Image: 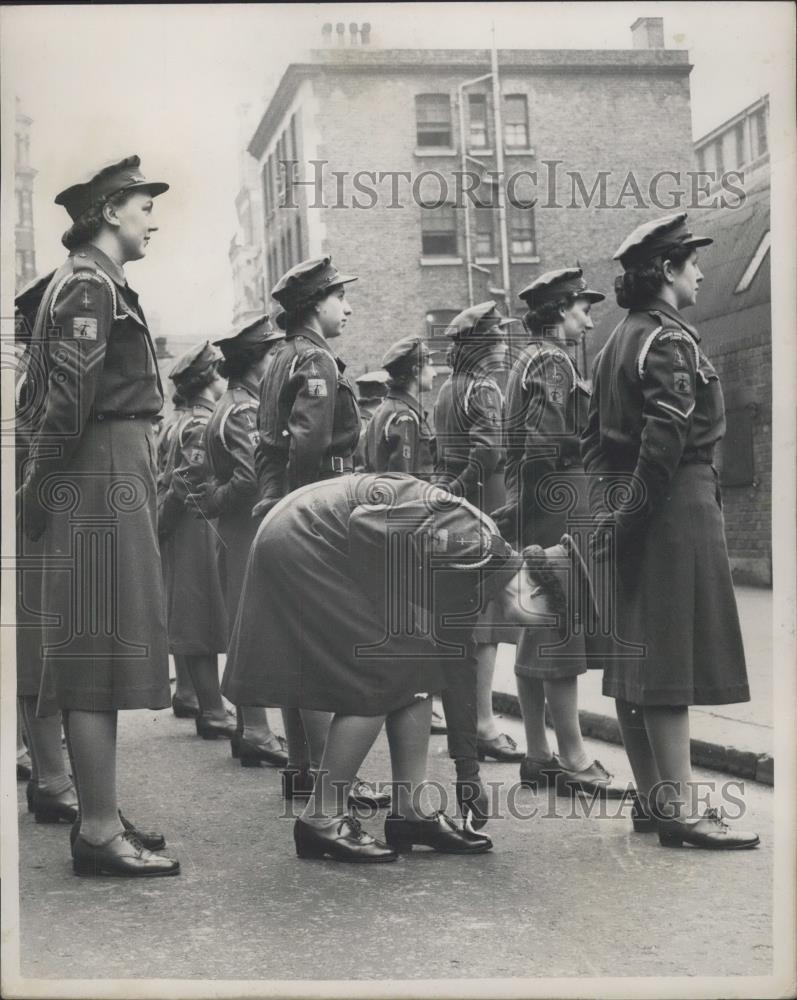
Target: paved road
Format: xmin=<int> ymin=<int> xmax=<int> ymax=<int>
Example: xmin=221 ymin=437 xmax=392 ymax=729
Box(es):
xmin=15 ymin=704 xmax=773 ymax=983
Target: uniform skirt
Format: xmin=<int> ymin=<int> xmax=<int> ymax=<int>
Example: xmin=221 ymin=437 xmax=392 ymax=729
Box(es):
xmin=601 ymin=463 xmax=749 ymax=706
xmin=16 ymin=528 xmax=45 ymax=697
xmin=221 ymin=486 xmax=449 ymax=716
xmin=161 ymin=514 xmax=228 ymax=656
xmin=515 ymin=467 xmax=590 ymax=680
xmin=216 ymin=510 xmax=257 ymax=634
xmin=36 ymin=420 xmax=171 ymax=714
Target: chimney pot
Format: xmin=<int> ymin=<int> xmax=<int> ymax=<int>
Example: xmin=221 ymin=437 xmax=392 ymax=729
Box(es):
xmin=360 ymin=22 xmax=371 ymax=45
xmin=631 ymin=17 xmax=665 ymax=49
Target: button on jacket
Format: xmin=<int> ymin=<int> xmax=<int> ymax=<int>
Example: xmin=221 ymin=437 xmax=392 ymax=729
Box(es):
xmin=254 ymin=325 xmax=361 ymax=504
xmin=581 ymin=296 xmax=724 ymax=523
xmin=504 ymin=336 xmax=591 ymax=547
xmin=365 ymin=388 xmax=435 ymax=475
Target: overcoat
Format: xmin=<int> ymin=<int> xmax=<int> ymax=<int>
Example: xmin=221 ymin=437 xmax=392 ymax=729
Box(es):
xmin=221 ymin=474 xmax=519 ymax=716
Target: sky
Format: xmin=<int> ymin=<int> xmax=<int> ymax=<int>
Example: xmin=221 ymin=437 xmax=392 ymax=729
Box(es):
xmin=2 ymin=2 xmax=792 ymax=343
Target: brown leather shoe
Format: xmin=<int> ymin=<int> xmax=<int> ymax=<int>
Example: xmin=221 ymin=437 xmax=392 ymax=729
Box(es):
xmin=557 ymin=759 xmax=627 ymax=799
xmin=73 ymin=831 xmax=180 ymax=877
xmin=477 ymin=733 xmax=525 ymax=763
xmin=171 ymin=694 xmax=200 ymax=719
xmin=195 ymin=715 xmax=237 ymax=740
xmin=237 ymin=733 xmax=289 ymax=768
xmin=32 ymin=786 xmax=79 ymax=824
xmin=294 ymin=816 xmax=398 ymax=862
xmin=519 ymin=754 xmax=564 ymax=788
xmin=658 ymin=807 xmax=760 ymax=849
xmin=70 ymin=812 xmax=167 ymax=854
xmin=384 ymin=812 xmax=493 ymax=854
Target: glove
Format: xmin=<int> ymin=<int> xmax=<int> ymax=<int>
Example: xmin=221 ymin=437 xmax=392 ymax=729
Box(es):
xmin=251 ymin=495 xmax=280 ymax=521
xmin=454 ymin=757 xmax=489 ymax=830
xmin=489 ymin=503 xmax=518 ymax=544
xmin=18 ymin=483 xmax=47 ymax=543
xmin=187 ymin=482 xmax=221 ymax=519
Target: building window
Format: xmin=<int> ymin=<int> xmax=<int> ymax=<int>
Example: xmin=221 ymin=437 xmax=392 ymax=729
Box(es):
xmin=474 ymin=202 xmax=495 ymax=257
xmin=503 ymin=94 xmax=529 ymax=148
xmin=415 ymin=94 xmax=452 ymax=148
xmin=425 ymin=308 xmax=459 ymax=354
xmin=734 ymin=230 xmax=770 ymax=294
xmin=468 ymin=94 xmax=488 ymax=149
xmin=714 ymin=138 xmax=725 ymax=177
xmin=295 ymin=216 xmax=303 ymax=262
xmin=735 ymin=122 xmax=746 ymax=168
xmin=753 ymin=108 xmax=768 ymax=157
xmin=695 ymin=147 xmax=705 ymax=173
xmin=421 ymin=203 xmax=458 ymax=256
xmin=509 ymin=204 xmax=536 ymax=256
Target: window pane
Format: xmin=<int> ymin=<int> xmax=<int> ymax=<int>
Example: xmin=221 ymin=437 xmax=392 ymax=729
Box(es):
xmin=421 ymin=203 xmax=457 ymax=255
xmin=468 ymin=94 xmax=488 ymax=148
xmin=416 ymin=94 xmax=452 ymax=147
xmin=755 ymin=110 xmax=768 ymax=156
xmin=474 ymin=205 xmax=495 ymax=256
xmin=509 ymin=206 xmax=536 ymax=256
xmin=503 ymin=95 xmax=528 ymax=147
xmin=425 ymin=309 xmax=459 ymax=352
xmin=735 ymin=123 xmax=745 ymax=167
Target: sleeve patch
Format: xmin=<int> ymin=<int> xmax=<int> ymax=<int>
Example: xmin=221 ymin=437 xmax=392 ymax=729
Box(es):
xmin=72 ymin=317 xmax=98 ymax=340
xmin=248 ymin=430 xmax=260 ymax=447
xmin=547 ymin=386 xmax=566 ymax=407
xmin=673 ymin=372 xmax=692 ymax=395
xmin=307 ymin=378 xmax=328 ymax=397
xmin=402 ymin=445 xmax=412 ymax=459
xmin=188 ymin=447 xmax=205 ymax=465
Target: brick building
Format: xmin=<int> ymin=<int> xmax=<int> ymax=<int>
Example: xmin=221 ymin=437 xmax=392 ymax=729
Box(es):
xmin=236 ymin=18 xmax=695 ymax=384
xmin=14 ymin=97 xmax=37 ymax=292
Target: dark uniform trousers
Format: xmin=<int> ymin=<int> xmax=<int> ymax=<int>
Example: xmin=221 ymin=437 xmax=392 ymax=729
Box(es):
xmin=254 ymin=324 xmax=360 ymax=507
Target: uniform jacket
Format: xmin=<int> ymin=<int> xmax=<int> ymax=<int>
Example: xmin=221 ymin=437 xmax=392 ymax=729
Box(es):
xmin=157 ymin=403 xmax=187 ymax=475
xmin=365 ymin=388 xmax=435 ymax=475
xmin=201 ymin=374 xmax=260 ymax=518
xmin=581 ymin=297 xmax=725 ymax=524
xmin=254 ymin=324 xmax=360 ymax=503
xmin=504 ymin=336 xmax=591 ymax=546
xmin=433 ymin=372 xmax=505 ymax=507
xmin=158 ymin=397 xmax=215 ymax=536
xmin=19 ymin=244 xmax=163 ymax=502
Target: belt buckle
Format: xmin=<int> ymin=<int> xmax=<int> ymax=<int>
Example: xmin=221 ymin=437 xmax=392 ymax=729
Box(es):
xmin=331 ymin=456 xmax=343 ymax=474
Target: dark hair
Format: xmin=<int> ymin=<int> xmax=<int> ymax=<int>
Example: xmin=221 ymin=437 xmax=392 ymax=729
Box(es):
xmin=61 ymin=189 xmax=135 ymax=251
xmin=450 ymin=335 xmax=502 ymax=376
xmin=615 ymin=245 xmax=694 ymax=310
xmin=217 ymin=340 xmax=271 ymax=381
xmin=282 ymin=286 xmax=340 ymax=331
xmin=385 ymin=355 xmax=419 ymax=390
xmin=173 ymin=364 xmax=219 ymax=402
xmin=523 ymin=293 xmax=579 ymax=338
xmin=171 ymin=390 xmax=186 ymax=407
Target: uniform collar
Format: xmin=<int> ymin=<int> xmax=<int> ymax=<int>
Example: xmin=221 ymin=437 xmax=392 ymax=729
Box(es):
xmin=386 ymin=387 xmax=423 ymax=418
xmin=231 ymin=370 xmax=262 ymax=399
xmin=74 ymin=244 xmax=128 ymax=287
xmin=647 ymin=297 xmax=700 ymax=342
xmin=192 ymin=397 xmax=216 ymax=414
xmin=289 ymin=324 xmax=345 ymax=370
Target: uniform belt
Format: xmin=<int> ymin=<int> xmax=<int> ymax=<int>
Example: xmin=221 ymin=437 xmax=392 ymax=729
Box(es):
xmin=681 ymin=448 xmax=714 ymax=465
xmin=89 ymin=412 xmax=155 ymax=422
xmin=326 ymin=455 xmax=354 ymax=475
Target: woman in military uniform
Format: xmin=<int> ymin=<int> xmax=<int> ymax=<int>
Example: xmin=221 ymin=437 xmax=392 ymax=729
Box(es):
xmin=582 ymin=212 xmax=758 ymax=848
xmin=353 ymin=370 xmax=389 ymax=472
xmin=248 ymin=258 xmax=388 ymax=809
xmin=433 ymin=302 xmax=524 ymax=765
xmin=190 ymin=314 xmax=289 ymax=767
xmin=158 ymin=342 xmax=233 ymax=739
xmin=223 ymin=472 xmax=578 ymax=862
xmin=17 ymin=156 xmax=180 ymax=876
xmin=497 ymin=269 xmax=623 ymax=799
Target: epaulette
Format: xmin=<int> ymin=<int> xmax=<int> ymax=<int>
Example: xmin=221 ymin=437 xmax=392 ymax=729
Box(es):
xmin=520 ymin=343 xmax=577 ymax=391
xmin=220 ymin=399 xmax=257 ymax=449
xmin=49 ymin=255 xmax=122 ymax=326
xmin=637 ymin=324 xmax=699 ymax=379
xmin=384 ymin=409 xmax=419 ymax=438
xmin=464 ymin=375 xmax=503 ymax=416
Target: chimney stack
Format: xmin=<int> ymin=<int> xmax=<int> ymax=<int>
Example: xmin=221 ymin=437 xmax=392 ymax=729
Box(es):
xmin=631 ymin=17 xmax=665 ymax=49
xmin=335 ymin=22 xmax=346 ymax=46
xmin=321 ymin=21 xmax=372 ymax=46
